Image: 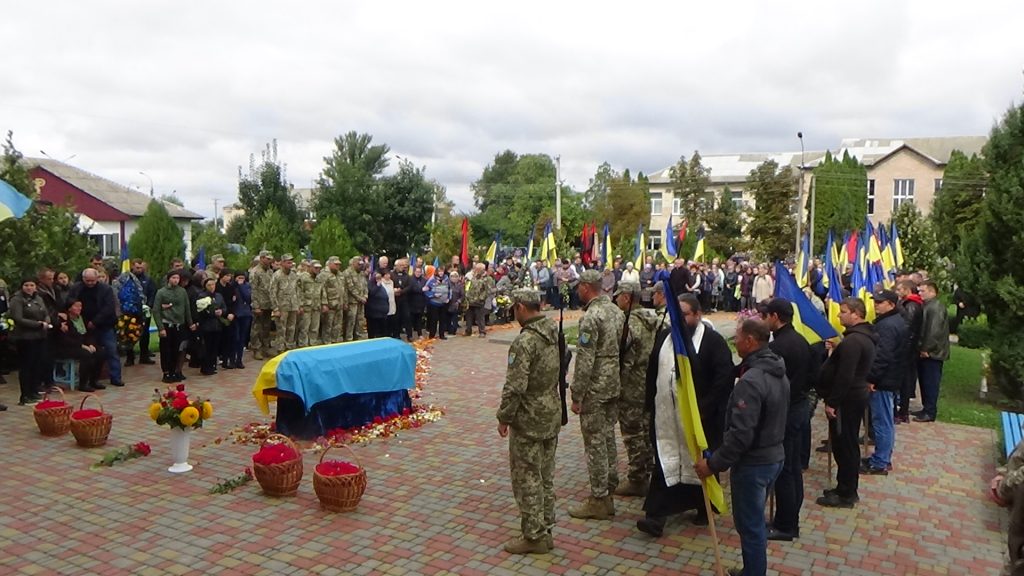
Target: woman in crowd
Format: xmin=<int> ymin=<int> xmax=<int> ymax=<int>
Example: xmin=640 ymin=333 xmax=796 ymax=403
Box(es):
xmin=752 ymin=263 xmax=775 ymax=304
xmin=380 ymin=270 xmax=399 ymax=338
xmin=55 ymin=299 xmax=104 ymax=392
xmin=447 ymin=270 xmax=464 ymax=336
xmin=185 ymin=272 xmax=204 ymax=369
xmin=423 ymin=265 xmax=449 ymax=340
xmin=153 ymin=270 xmax=193 ymax=384
xmin=215 ymin=270 xmax=237 ymax=369
xmin=408 ymin=266 xmax=427 ymax=340
xmin=365 ymin=270 xmax=389 ymax=338
xmin=10 ymin=278 xmax=49 ymax=405
xmin=621 ymin=261 xmax=640 ymax=284
xmin=195 ymin=277 xmax=227 ymax=376
xmin=230 ymin=271 xmax=252 ymax=370
xmin=55 ymin=271 xmax=71 ymax=306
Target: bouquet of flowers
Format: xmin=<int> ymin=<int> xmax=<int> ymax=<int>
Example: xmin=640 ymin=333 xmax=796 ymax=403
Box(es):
xmin=0 ymin=313 xmax=13 ymax=341
xmin=116 ymin=314 xmax=143 ymax=346
xmin=495 ymin=294 xmax=512 ymax=311
xmin=92 ymin=442 xmax=151 ymax=469
xmin=149 ymin=384 xmax=213 ymax=430
xmin=195 ymin=296 xmax=213 ymax=313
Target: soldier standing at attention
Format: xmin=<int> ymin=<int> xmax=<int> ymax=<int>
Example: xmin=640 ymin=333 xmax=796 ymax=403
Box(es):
xmin=307 ymin=260 xmax=326 ymax=346
xmin=990 ymin=439 xmax=1024 ymax=575
xmin=319 ymin=256 xmax=345 ymax=343
xmin=612 ymin=281 xmax=659 ymax=497
xmin=496 ymin=288 xmax=562 ymax=555
xmin=249 ymin=250 xmax=275 ymax=359
xmin=271 ymin=254 xmax=300 ymax=351
xmin=569 ymin=269 xmax=624 ymax=520
xmin=342 ymin=256 xmax=368 ymax=341
xmin=295 ymin=261 xmax=314 ymax=348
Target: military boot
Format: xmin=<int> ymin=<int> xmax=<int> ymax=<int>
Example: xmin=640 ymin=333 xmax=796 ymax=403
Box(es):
xmin=503 ymin=536 xmax=549 ymax=555
xmin=605 ymin=495 xmax=616 ymax=516
xmin=568 ymin=497 xmax=610 ymax=520
xmin=545 ymin=531 xmax=554 ymax=550
xmin=614 ymin=480 xmax=648 ymax=497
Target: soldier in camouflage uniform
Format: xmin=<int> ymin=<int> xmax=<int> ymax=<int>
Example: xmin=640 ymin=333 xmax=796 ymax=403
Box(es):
xmin=294 ymin=261 xmax=315 ymax=347
xmin=992 ymin=439 xmax=1024 ymax=575
xmin=496 ymin=288 xmax=562 ymax=555
xmin=568 ymin=269 xmax=624 ymax=520
xmin=611 ymin=281 xmax=660 ymax=497
xmin=319 ymin=256 xmax=346 ymax=343
xmin=342 ymin=256 xmax=368 ymax=341
xmin=249 ymin=250 xmax=275 ymax=359
xmin=270 ymin=253 xmax=300 ymax=351
xmin=464 ymin=263 xmax=494 ymax=337
xmin=307 ymin=261 xmax=326 ymax=346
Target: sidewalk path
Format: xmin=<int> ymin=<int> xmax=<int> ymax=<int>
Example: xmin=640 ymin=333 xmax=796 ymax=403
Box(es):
xmin=0 ymin=331 xmax=1005 ymax=575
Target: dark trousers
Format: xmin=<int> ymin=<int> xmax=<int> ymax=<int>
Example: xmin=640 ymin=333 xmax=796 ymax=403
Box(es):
xmin=366 ymin=316 xmax=386 ymax=339
xmin=386 ymin=314 xmax=400 ymax=339
xmin=917 ymin=357 xmax=944 ymax=419
xmin=802 ymin=396 xmax=816 ymax=469
xmin=897 ymin=348 xmax=919 ymax=417
xmin=231 ymin=316 xmax=252 ymax=365
xmin=829 ymin=393 xmax=867 ymax=499
xmin=426 ymin=306 xmax=448 ymax=338
xmin=138 ymin=313 xmax=152 ymax=360
xmin=60 ymin=346 xmax=103 ymax=387
xmin=773 ymin=398 xmax=808 ymax=534
xmin=447 ymin=309 xmax=460 ymax=334
xmin=159 ymin=325 xmax=185 ymax=376
xmin=16 ymin=340 xmax=45 ymax=399
xmin=410 ymin=308 xmax=425 ymax=336
xmin=396 ymin=300 xmax=412 ymax=339
xmin=200 ymin=330 xmax=220 ymax=374
xmin=219 ymin=321 xmax=235 ymax=364
xmin=465 ymin=305 xmax=486 ymax=335
xmin=39 ymin=337 xmax=55 ymax=385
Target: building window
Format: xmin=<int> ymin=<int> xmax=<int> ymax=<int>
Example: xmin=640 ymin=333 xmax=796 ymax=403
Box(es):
xmin=671 ymin=197 xmax=682 ymax=216
xmin=650 ymin=192 xmax=662 ymax=215
xmin=867 ymin=179 xmax=875 ymax=216
xmin=647 ymin=229 xmax=661 ymax=251
xmin=893 ymin=178 xmax=915 ymax=211
xmin=88 ymin=233 xmax=120 ymax=259
xmin=731 ymin=189 xmax=744 ymax=208
xmin=934 ymin=178 xmax=943 ymax=194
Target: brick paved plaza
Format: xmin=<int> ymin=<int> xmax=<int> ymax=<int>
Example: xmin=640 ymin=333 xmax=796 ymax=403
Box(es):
xmin=0 ymin=319 xmax=1007 ymax=575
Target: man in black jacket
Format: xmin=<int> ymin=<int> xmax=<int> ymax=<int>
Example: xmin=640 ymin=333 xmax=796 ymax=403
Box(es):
xmin=695 ymin=319 xmax=787 ymax=576
xmin=863 ymin=289 xmax=909 ymax=475
xmin=817 ymin=297 xmax=877 ymax=508
xmin=67 ymin=268 xmax=123 ymax=387
xmin=761 ymin=298 xmax=811 ymax=541
xmin=895 ymin=279 xmax=924 ymax=422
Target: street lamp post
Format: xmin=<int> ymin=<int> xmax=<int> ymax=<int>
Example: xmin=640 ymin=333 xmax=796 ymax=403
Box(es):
xmin=139 ymin=171 xmax=154 ymax=198
xmin=39 ymin=150 xmax=76 ymax=163
xmin=794 ymin=132 xmax=805 ymax=257
xmin=555 ymin=155 xmax=562 ymax=230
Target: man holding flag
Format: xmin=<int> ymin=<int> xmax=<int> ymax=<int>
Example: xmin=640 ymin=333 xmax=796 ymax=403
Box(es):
xmin=695 ymin=318 xmax=788 ymax=576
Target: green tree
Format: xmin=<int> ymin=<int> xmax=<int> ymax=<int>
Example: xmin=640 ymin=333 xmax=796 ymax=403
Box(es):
xmin=309 ymin=216 xmax=356 ymax=263
xmin=745 ymin=160 xmax=796 ymax=261
xmin=584 ymin=161 xmax=616 ymax=212
xmin=314 ymin=131 xmax=390 ymax=252
xmin=238 ymin=140 xmax=304 ymax=242
xmin=159 ymin=192 xmax=184 ymax=207
xmin=192 ymin=221 xmax=230 ymax=261
xmin=891 ymin=202 xmax=939 ymax=276
xmin=128 ymin=201 xmax=186 ymax=274
xmin=371 ymin=159 xmax=435 ymax=256
xmin=0 ymin=132 xmax=93 ymax=281
xmin=246 ymin=206 xmax=298 ymax=258
xmin=931 ymin=150 xmax=987 ymax=256
xmin=810 ymin=150 xmax=867 ymax=253
xmin=470 ymin=152 xmax=569 ymax=247
xmin=224 ymin=213 xmax=249 ymax=244
xmin=593 ymin=168 xmax=650 ymax=253
xmin=430 ymin=213 xmax=469 ymax=264
xmin=669 ymin=151 xmax=713 ymax=226
xmin=959 ymin=99 xmax=1024 ymax=403
xmin=706 ymin=187 xmax=744 ymax=258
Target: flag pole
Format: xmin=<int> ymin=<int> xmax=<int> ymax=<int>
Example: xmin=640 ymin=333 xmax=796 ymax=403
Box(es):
xmin=700 ymin=479 xmax=726 ymax=576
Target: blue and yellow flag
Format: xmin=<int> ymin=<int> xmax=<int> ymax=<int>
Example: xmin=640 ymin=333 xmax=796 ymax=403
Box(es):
xmin=602 ymin=222 xmax=612 ymax=270
xmin=0 ymin=179 xmax=32 ymax=222
xmin=432 ymin=256 xmax=440 ymax=269
xmin=823 ymin=231 xmax=843 ymax=334
xmin=662 ymin=279 xmax=727 ymax=513
xmin=796 ymin=232 xmax=810 ymax=288
xmin=661 ymin=216 xmax=677 ymax=263
xmin=196 ymin=247 xmax=206 ymax=270
xmin=773 ymin=262 xmax=839 ymax=344
xmin=891 ymin=221 xmax=904 ymax=269
xmin=120 ymin=241 xmax=130 ymax=274
xmin=485 ymin=232 xmax=500 ymax=266
xmin=693 ymin=225 xmax=706 ymax=263
xmin=633 ymin=224 xmax=645 ymax=269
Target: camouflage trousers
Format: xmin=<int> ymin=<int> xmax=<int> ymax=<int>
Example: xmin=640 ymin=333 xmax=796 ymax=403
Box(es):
xmin=306 ymin=308 xmax=322 ymax=347
xmin=250 ymin=310 xmax=274 ymax=355
xmin=618 ymin=401 xmax=653 ymax=485
xmin=580 ymin=401 xmax=619 ymax=498
xmin=273 ymin=310 xmax=298 ymax=351
xmin=509 ymin=431 xmax=558 ymax=541
xmin=343 ymin=303 xmax=365 ymax=341
xmin=322 ymin=307 xmax=342 ymax=343
xmin=296 ymin=307 xmax=311 ymax=347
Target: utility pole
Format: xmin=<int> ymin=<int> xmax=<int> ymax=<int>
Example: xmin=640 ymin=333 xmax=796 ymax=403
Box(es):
xmin=139 ymin=171 xmax=154 ymax=198
xmin=213 ymin=199 xmax=219 ymax=232
xmin=795 ymin=132 xmax=805 ymax=257
xmin=808 ymin=175 xmax=816 ymax=256
xmin=555 ymin=155 xmax=562 ymax=230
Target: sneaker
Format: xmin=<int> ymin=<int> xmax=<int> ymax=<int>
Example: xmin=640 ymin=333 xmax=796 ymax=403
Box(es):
xmin=859 ymin=463 xmax=889 ymax=475
xmin=162 ymin=374 xmax=176 ymax=383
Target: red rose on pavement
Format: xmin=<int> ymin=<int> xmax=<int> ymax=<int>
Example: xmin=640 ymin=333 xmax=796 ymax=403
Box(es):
xmin=176 ymin=384 xmax=186 ymax=392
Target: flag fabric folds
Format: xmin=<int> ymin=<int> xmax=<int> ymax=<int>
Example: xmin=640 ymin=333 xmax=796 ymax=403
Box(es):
xmin=485 ymin=232 xmax=499 ymax=266
xmin=196 ymin=247 xmax=206 ymax=270
xmin=525 ymin=226 xmax=535 ymax=262
xmin=432 ymin=256 xmax=440 ymax=269
xmin=0 ymin=179 xmax=32 ymax=222
xmin=539 ymin=221 xmax=557 ymax=265
xmin=891 ymin=221 xmax=904 ymax=269
xmin=661 ymin=278 xmax=728 ymax=513
xmin=460 ymin=218 xmax=470 ymax=269
xmin=602 ymin=222 xmax=612 ymax=270
xmin=120 ymin=241 xmax=130 ymax=274
xmin=692 ymin=225 xmax=706 ymax=263
xmin=661 ymin=216 xmax=678 ymax=263
xmin=796 ymin=232 xmax=810 ymax=288
xmin=678 ymin=218 xmax=688 ymax=247
xmin=633 ymin=224 xmax=645 ymax=269
xmin=772 ymin=261 xmax=839 ymax=345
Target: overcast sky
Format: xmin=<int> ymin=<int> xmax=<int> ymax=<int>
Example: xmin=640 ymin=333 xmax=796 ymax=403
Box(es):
xmin=3 ymin=1 xmax=1022 ymax=219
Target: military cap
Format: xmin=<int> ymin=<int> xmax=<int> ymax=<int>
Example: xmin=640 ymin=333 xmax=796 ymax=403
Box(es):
xmin=326 ymin=256 xmax=341 ymax=264
xmin=651 ymin=281 xmax=665 ymax=293
xmin=258 ymin=249 xmax=274 ymax=258
xmin=613 ymin=281 xmax=640 ymax=297
xmin=510 ymin=288 xmax=543 ymax=305
xmin=311 ymin=260 xmax=322 ymax=268
xmin=578 ymin=269 xmax=602 ymax=285
xmin=211 ymin=254 xmax=225 ymax=263
xmin=872 ymin=288 xmax=898 ymax=304
xmin=281 ymin=253 xmax=294 ymax=262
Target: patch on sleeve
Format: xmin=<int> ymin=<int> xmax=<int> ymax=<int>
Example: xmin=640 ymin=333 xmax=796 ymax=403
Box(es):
xmin=736 ymin=399 xmax=747 ymax=410
xmin=578 ymin=331 xmax=592 ymax=346
xmin=508 ymin=352 xmax=516 ymax=366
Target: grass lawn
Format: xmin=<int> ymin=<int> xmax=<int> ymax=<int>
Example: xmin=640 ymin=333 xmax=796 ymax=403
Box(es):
xmin=939 ymin=344 xmax=1001 ymax=430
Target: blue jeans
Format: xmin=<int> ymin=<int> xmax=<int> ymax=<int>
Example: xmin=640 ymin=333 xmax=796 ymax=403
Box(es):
xmin=231 ymin=316 xmax=253 ymax=365
xmin=917 ymin=358 xmax=943 ymax=419
xmin=96 ymin=328 xmax=122 ymax=383
xmin=731 ymin=460 xmax=783 ymax=576
xmin=868 ymin=390 xmax=895 ymax=469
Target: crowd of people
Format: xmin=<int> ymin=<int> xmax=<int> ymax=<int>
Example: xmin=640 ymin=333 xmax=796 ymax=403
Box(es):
xmin=495 ymin=257 xmax=951 ymax=576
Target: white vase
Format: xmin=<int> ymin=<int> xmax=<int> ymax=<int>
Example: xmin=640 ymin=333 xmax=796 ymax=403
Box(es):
xmin=168 ymin=427 xmax=193 ymax=473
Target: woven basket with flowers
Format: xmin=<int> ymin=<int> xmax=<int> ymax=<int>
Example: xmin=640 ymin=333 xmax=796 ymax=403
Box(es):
xmin=252 ymin=434 xmax=303 ymax=496
xmin=70 ymin=394 xmax=113 ymax=447
xmin=33 ymin=387 xmax=72 ymax=437
xmin=313 ymin=444 xmax=367 ymax=512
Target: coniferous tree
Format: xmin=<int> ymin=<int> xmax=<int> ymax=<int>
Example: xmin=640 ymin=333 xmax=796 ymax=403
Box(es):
xmin=668 ymin=152 xmax=713 ymax=226
xmin=810 ymin=150 xmax=867 ymax=253
xmin=706 ymin=187 xmax=745 ymax=258
xmin=309 ymin=216 xmax=356 ymax=263
xmin=246 ymin=206 xmax=298 ymax=258
xmin=128 ymin=201 xmax=186 ymax=275
xmin=744 ymin=160 xmax=796 ymax=261
xmin=932 ymin=150 xmax=987 ymax=256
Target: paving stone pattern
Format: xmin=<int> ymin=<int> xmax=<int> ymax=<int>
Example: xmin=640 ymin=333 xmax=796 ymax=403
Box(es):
xmin=0 ymin=326 xmax=1006 ymax=575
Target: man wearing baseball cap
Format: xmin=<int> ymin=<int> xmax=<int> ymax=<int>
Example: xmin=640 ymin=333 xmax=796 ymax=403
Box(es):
xmin=862 ymin=289 xmax=908 ymax=475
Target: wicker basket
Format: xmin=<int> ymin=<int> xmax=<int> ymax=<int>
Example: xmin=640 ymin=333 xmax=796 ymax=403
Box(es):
xmin=69 ymin=395 xmax=113 ymax=447
xmin=253 ymin=434 xmax=303 ymax=497
xmin=33 ymin=387 xmax=72 ymax=437
xmin=313 ymin=444 xmax=367 ymax=512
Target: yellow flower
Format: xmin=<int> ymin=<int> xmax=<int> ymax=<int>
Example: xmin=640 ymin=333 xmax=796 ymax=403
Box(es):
xmin=179 ymin=406 xmax=200 ymax=426
xmin=148 ymin=403 xmax=162 ymax=421
xmin=201 ymin=401 xmax=213 ymax=419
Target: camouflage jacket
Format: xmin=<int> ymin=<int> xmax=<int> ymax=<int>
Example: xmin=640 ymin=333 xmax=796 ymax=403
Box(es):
xmin=270 ymin=269 xmax=299 ymax=312
xmin=298 ymin=271 xmax=321 ymax=308
xmin=570 ymin=294 xmax=623 ymax=408
xmin=342 ymin=268 xmax=368 ymax=305
xmin=465 ymin=273 xmax=495 ymax=306
xmin=496 ymin=315 xmax=562 ymax=441
xmin=619 ymin=308 xmax=660 ymax=404
xmin=318 ymin=269 xmax=345 ymax=308
xmin=250 ymin=265 xmax=274 ymax=309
